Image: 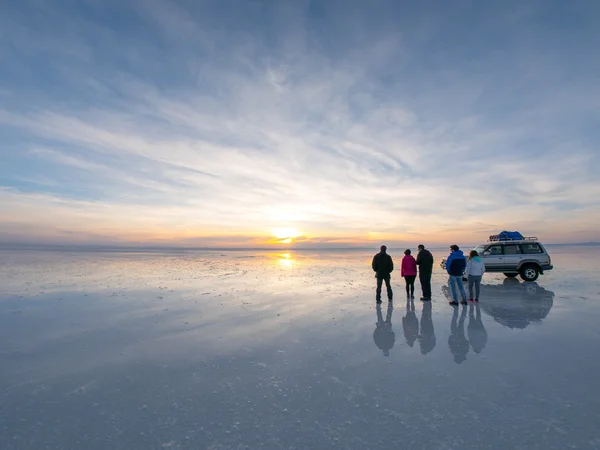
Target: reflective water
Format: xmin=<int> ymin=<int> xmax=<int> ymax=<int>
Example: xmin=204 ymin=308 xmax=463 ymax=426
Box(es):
xmin=1 ymin=246 xmax=599 ymax=449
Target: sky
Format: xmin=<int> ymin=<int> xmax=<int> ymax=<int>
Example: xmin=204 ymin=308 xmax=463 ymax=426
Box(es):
xmin=1 ymin=0 xmax=599 ymax=248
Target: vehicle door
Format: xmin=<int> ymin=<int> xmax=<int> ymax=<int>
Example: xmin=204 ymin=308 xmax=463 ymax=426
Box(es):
xmin=481 ymin=244 xmax=504 ymax=269
xmin=502 ymin=244 xmax=523 ymax=270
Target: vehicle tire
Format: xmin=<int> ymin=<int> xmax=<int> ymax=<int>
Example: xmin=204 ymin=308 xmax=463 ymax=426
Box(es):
xmin=503 ymin=273 xmax=518 ymax=278
xmin=520 ymin=265 xmax=539 ymax=282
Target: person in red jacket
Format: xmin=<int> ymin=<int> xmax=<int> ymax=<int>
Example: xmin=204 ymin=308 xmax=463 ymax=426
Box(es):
xmin=401 ymin=249 xmax=418 ymax=299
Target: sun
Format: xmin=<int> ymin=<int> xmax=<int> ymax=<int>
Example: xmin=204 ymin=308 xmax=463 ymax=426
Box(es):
xmin=272 ymin=227 xmax=300 ymax=240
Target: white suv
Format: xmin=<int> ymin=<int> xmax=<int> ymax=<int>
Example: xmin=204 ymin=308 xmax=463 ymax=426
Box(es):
xmin=472 ymin=237 xmax=553 ymax=282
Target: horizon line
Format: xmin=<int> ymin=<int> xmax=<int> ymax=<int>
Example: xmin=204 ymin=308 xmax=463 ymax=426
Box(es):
xmin=1 ymin=241 xmax=598 ymax=253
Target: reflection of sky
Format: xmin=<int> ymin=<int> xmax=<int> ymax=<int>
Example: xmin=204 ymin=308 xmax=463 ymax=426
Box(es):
xmin=2 ymin=247 xmax=600 ymax=448
xmin=3 ymin=246 xmax=599 ymax=373
xmin=1 ymin=2 xmax=600 ymax=246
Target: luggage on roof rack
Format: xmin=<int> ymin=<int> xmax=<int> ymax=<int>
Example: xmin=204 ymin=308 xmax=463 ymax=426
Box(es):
xmin=489 ymin=231 xmax=525 ymax=242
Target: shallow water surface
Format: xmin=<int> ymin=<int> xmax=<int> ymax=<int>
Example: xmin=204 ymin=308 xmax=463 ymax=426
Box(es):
xmin=1 ymin=247 xmax=599 ymax=449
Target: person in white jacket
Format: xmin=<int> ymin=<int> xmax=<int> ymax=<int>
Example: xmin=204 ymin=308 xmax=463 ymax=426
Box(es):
xmin=465 ymin=250 xmax=485 ymax=302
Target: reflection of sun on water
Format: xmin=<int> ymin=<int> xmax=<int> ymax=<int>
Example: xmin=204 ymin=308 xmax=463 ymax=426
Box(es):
xmin=278 ymin=252 xmax=294 ymax=268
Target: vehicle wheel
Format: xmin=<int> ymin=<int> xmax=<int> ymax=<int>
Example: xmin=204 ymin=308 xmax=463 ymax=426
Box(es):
xmin=520 ymin=265 xmax=539 ymax=282
xmin=503 ymin=273 xmax=518 ymax=278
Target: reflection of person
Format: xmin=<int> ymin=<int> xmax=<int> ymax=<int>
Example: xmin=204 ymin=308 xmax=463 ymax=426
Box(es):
xmin=448 ymin=305 xmax=469 ymax=363
xmin=402 ymin=297 xmax=418 ymax=347
xmin=418 ymin=301 xmax=436 ymax=355
xmin=374 ymin=302 xmax=395 ymax=356
xmin=372 ymin=245 xmax=394 ymax=303
xmin=465 ymin=250 xmax=485 ymax=302
xmin=416 ymin=244 xmax=434 ymax=301
xmin=401 ymin=249 xmax=418 ymax=299
xmin=467 ymin=304 xmax=487 ymax=354
xmin=445 ymin=245 xmax=467 ymax=306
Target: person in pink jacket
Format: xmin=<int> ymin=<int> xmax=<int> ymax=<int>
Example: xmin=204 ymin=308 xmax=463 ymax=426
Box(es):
xmin=401 ymin=249 xmax=418 ymax=299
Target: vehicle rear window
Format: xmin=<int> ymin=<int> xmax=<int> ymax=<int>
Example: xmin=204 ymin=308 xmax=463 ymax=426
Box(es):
xmin=504 ymin=245 xmax=521 ymax=254
xmin=520 ymin=243 xmax=543 ymax=254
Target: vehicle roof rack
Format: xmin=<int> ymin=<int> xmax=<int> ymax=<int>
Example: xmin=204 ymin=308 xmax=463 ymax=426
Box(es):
xmin=488 ymin=235 xmax=538 ymax=242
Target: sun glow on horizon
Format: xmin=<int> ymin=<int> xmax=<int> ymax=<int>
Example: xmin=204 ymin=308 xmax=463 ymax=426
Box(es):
xmin=271 ymin=227 xmax=301 ymax=244
xmin=272 ymin=228 xmax=300 ymax=239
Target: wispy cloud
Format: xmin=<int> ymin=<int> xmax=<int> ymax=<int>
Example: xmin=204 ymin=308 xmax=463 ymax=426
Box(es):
xmin=1 ymin=0 xmax=599 ymax=246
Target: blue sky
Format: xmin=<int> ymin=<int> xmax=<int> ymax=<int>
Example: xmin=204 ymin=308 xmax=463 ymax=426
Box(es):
xmin=1 ymin=0 xmax=599 ymax=247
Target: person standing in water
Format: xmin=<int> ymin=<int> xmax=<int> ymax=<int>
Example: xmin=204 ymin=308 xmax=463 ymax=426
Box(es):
xmin=416 ymin=244 xmax=434 ymax=301
xmin=372 ymin=245 xmax=394 ymax=303
xmin=465 ymin=250 xmax=485 ymax=302
xmin=445 ymin=244 xmax=467 ymax=306
xmin=401 ymin=249 xmax=418 ymax=299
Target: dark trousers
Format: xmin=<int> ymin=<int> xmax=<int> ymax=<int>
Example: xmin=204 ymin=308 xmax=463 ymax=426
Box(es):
xmin=404 ymin=275 xmax=416 ymax=296
xmin=376 ymin=275 xmax=393 ymax=301
xmin=419 ymin=271 xmax=432 ymax=298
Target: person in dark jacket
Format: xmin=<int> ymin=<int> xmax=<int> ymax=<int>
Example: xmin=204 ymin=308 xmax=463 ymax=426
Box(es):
xmin=445 ymin=244 xmax=467 ymax=306
xmin=372 ymin=245 xmax=394 ymax=303
xmin=416 ymin=244 xmax=434 ymax=301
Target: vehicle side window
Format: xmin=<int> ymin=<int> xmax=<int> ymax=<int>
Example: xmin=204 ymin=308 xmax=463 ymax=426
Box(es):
xmin=483 ymin=245 xmax=503 ymax=256
xmin=520 ymin=243 xmax=543 ymax=254
xmin=504 ymin=245 xmax=521 ymax=254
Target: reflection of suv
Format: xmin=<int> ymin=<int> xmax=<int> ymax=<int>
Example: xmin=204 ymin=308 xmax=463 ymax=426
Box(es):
xmin=441 ymin=280 xmax=554 ymax=329
xmin=478 ymin=280 xmax=554 ymax=329
xmin=472 ymin=236 xmax=553 ymax=282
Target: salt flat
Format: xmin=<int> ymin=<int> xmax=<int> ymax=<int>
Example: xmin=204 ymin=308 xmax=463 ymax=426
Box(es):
xmin=1 ymin=246 xmax=599 ymax=449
